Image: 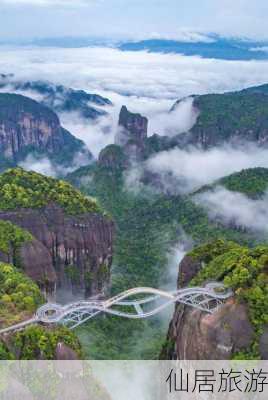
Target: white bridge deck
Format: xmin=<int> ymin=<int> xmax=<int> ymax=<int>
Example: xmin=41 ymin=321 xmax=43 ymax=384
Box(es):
xmin=0 ymin=282 xmax=233 ymax=334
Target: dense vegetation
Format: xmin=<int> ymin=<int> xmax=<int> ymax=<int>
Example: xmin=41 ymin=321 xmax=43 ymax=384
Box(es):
xmin=189 ymin=240 xmax=268 ymax=358
xmin=67 ymin=161 xmax=258 ymax=359
xmin=0 ymin=262 xmax=44 ymax=328
xmin=194 ymin=91 xmax=268 ymax=135
xmin=196 ymin=168 xmax=268 ymax=199
xmin=0 ymin=262 xmax=82 ymax=360
xmin=69 ymin=164 xmax=179 ymax=358
xmin=0 ymin=325 xmax=82 ymax=360
xmin=0 ymin=168 xmax=103 ymax=216
xmin=0 ymin=219 xmax=32 ymax=255
xmin=10 ymin=325 xmax=82 ymax=360
xmin=217 ymin=168 xmax=268 ymax=198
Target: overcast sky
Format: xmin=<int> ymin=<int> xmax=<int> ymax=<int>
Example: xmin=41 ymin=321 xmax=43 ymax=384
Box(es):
xmin=0 ymin=0 xmax=268 ymax=41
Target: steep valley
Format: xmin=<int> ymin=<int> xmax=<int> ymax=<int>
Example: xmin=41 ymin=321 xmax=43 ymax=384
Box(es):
xmin=67 ymin=151 xmax=267 ymax=358
xmin=0 ymin=82 xmax=267 ymax=360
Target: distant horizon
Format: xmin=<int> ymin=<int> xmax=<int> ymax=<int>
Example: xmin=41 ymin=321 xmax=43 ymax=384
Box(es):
xmin=2 ymin=32 xmax=268 ymax=44
xmin=1 ymin=0 xmax=268 ymax=42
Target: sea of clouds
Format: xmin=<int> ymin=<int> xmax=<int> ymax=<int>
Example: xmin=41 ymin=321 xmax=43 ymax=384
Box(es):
xmin=1 ymin=45 xmax=268 ymax=158
xmin=1 ymin=45 xmax=268 ymax=192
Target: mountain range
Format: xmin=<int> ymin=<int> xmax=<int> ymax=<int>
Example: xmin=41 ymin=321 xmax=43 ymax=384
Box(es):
xmin=2 ymin=35 xmax=268 ymax=61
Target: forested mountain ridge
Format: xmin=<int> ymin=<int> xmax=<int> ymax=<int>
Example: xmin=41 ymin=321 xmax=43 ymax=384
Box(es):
xmin=187 ymin=89 xmax=268 ymax=148
xmin=0 ymin=74 xmax=112 ymax=120
xmin=194 ymin=168 xmax=268 ymax=198
xmin=105 ymin=83 xmax=268 ymax=163
xmin=158 ymin=82 xmax=268 ymax=153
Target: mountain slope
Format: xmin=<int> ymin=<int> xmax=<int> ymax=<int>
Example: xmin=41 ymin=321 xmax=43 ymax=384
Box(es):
xmin=161 ymin=240 xmax=268 ymax=360
xmin=67 ymin=154 xmax=261 ymax=358
xmin=187 ymin=90 xmax=268 ymax=147
xmin=0 ymin=168 xmax=114 ymax=299
xmin=195 ymin=167 xmax=268 ymax=198
xmin=0 ymin=93 xmax=92 ymax=170
xmin=0 ymin=75 xmax=112 ymax=120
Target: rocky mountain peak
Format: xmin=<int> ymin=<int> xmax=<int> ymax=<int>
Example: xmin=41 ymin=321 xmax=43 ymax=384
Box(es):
xmin=115 ymin=106 xmax=148 ymax=162
xmin=116 ymin=106 xmax=148 ymax=146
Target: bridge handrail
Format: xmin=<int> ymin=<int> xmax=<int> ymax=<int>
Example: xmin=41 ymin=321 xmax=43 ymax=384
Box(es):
xmin=1 ymin=283 xmax=233 ymax=334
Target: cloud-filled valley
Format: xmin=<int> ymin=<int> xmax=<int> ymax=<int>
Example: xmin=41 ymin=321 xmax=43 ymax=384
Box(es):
xmin=2 ymin=46 xmax=268 ymax=100
xmin=1 ymin=45 xmax=268 ymax=195
xmin=195 ymin=186 xmax=268 ymax=234
xmin=146 ymin=144 xmax=268 ymax=194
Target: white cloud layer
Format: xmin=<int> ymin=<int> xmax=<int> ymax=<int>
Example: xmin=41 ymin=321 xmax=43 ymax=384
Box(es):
xmin=1 ymin=46 xmax=268 ymax=158
xmin=1 ymin=47 xmax=268 ymax=101
xmin=1 ymin=46 xmax=268 ymax=177
xmin=0 ymin=0 xmax=89 ymax=6
xmin=149 ymin=97 xmax=198 ymax=137
xmin=195 ymin=186 xmax=268 ymax=234
xmin=19 ymin=151 xmax=91 ymax=177
xmin=147 ymin=144 xmax=268 ymax=194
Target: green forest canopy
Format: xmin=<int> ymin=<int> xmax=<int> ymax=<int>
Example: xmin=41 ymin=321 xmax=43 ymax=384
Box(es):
xmin=0 ymin=168 xmax=104 ymax=216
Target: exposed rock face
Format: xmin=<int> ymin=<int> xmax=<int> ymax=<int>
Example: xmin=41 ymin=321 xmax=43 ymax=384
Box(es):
xmin=161 ymin=255 xmax=256 ymax=360
xmin=260 ymin=326 xmax=268 ymax=359
xmin=115 ymin=106 xmax=148 ymax=161
xmin=55 ymin=342 xmax=79 ymax=360
xmin=164 ymin=298 xmax=254 ymax=360
xmin=0 ymin=204 xmax=114 ymax=299
xmin=0 ymin=93 xmax=92 ymax=167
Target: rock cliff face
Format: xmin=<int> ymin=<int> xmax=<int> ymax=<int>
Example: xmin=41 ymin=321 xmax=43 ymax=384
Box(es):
xmin=0 ymin=93 xmax=92 ymax=168
xmin=115 ymin=106 xmax=148 ymax=161
xmin=0 ymin=204 xmax=114 ymax=300
xmin=161 ymin=253 xmax=262 ymax=360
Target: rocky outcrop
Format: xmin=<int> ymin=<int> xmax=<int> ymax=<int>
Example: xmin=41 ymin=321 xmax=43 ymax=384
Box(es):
xmin=0 ymin=204 xmax=114 ymax=299
xmin=161 ymin=254 xmax=256 ymax=360
xmin=55 ymin=342 xmax=79 ymax=360
xmin=0 ymin=93 xmax=92 ymax=168
xmin=164 ymin=297 xmax=254 ymax=360
xmin=115 ymin=106 xmax=148 ymax=161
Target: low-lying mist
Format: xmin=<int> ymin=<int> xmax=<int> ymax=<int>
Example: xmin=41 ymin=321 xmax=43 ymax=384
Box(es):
xmin=195 ymin=186 xmax=268 ymax=235
xmin=146 ymin=143 xmax=268 ymax=194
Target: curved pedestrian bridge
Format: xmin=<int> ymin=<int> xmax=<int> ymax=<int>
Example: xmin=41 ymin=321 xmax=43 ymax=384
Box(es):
xmin=0 ymin=282 xmax=232 ymax=334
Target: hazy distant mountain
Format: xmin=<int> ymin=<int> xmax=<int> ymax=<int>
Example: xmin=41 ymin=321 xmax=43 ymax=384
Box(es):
xmin=2 ymin=35 xmax=268 ymax=61
xmin=119 ymin=37 xmax=268 ymax=60
xmin=0 ymin=74 xmax=112 ymax=120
